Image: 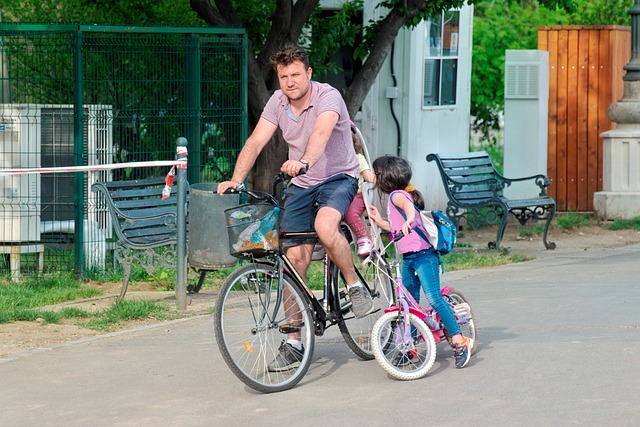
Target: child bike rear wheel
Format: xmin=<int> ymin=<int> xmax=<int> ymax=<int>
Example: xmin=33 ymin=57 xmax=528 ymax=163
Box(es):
xmin=371 ymin=311 xmax=437 ymax=380
xmin=214 ymin=263 xmax=315 ymax=393
xmin=444 ymin=287 xmax=478 ymax=355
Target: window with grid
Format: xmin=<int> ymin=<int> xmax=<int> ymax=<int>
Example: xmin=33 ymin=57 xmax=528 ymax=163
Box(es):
xmin=423 ymin=10 xmax=459 ymax=107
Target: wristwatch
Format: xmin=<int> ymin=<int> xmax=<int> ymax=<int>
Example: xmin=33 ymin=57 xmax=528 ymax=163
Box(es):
xmin=299 ymin=159 xmax=309 ymax=167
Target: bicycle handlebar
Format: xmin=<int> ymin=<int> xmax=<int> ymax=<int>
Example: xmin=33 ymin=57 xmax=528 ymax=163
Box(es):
xmin=389 ymin=229 xmax=408 ymax=243
xmin=222 ymin=169 xmax=306 ymax=206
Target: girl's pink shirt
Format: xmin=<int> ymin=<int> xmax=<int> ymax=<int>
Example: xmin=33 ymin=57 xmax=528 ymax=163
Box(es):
xmin=387 ymin=190 xmax=431 ymax=254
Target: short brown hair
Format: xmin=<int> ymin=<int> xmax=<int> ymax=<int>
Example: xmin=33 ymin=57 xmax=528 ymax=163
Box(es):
xmin=270 ymin=43 xmax=310 ymax=71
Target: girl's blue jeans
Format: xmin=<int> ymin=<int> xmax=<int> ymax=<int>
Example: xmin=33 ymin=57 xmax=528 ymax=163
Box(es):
xmin=402 ymin=249 xmax=461 ymax=337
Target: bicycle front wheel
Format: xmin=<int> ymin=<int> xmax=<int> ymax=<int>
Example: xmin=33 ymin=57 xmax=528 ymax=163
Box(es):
xmin=338 ymin=238 xmax=394 ymax=360
xmin=214 ymin=262 xmax=315 ymax=393
xmin=371 ymin=311 xmax=437 ymax=381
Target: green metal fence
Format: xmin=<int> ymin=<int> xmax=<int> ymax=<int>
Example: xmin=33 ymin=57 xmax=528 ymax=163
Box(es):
xmin=0 ymin=24 xmax=247 ymax=279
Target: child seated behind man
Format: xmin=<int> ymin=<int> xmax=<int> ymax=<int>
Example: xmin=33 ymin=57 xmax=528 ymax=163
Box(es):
xmin=344 ymin=123 xmax=376 ymax=256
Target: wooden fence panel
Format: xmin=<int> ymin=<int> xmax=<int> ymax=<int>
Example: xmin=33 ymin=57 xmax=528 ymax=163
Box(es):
xmin=587 ymin=29 xmax=601 ymax=209
xmin=538 ymin=26 xmax=629 ymax=212
xmin=576 ymin=29 xmax=589 ymax=211
xmin=546 ymin=30 xmax=559 ymax=203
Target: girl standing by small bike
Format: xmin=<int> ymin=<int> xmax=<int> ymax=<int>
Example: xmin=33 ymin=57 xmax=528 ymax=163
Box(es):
xmin=369 ymin=155 xmax=474 ymax=369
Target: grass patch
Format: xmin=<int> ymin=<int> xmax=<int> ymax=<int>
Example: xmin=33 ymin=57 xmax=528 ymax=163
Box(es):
xmin=443 ymin=250 xmax=530 ymax=271
xmin=307 ymin=260 xmax=326 ymax=290
xmin=0 ymin=308 xmax=63 ymax=324
xmin=605 ymin=216 xmax=640 ymax=231
xmin=0 ymin=274 xmax=168 ymax=331
xmin=519 ymin=224 xmax=545 ymax=238
xmin=0 ymin=274 xmax=101 ymax=324
xmin=84 ymin=300 xmax=169 ymax=331
xmin=555 ymin=212 xmax=592 ymax=230
xmin=188 ymin=266 xmax=238 ymax=291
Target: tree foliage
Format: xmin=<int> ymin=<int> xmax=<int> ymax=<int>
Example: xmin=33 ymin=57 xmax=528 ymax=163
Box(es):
xmin=1 ymin=0 xmax=200 ymax=25
xmin=471 ymin=0 xmax=633 ymax=144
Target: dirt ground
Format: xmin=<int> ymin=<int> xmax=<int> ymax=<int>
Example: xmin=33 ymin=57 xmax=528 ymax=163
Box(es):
xmin=2 ymin=222 xmax=640 ymax=360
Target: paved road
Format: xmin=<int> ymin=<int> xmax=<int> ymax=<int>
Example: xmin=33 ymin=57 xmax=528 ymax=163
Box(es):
xmin=1 ymin=244 xmax=639 ymax=426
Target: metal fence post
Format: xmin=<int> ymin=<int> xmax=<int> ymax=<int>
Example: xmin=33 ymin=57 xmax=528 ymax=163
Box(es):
xmin=175 ymin=137 xmax=188 ymax=311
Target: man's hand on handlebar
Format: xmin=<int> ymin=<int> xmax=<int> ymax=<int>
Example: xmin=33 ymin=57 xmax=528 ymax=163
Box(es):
xmin=217 ymin=180 xmax=242 ymax=195
xmin=281 ymin=159 xmax=307 ymax=177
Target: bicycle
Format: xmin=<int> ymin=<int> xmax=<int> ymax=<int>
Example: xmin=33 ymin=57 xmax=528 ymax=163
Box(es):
xmin=213 ymin=173 xmax=394 ymax=393
xmin=370 ymin=231 xmax=478 ymax=380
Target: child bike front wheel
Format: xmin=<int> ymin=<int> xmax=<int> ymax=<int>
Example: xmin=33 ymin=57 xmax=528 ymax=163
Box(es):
xmin=371 ymin=311 xmax=437 ymax=381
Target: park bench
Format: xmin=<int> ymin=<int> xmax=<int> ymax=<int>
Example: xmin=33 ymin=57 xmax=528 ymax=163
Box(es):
xmin=426 ymin=151 xmax=556 ymax=251
xmin=92 ymin=177 xmax=198 ymax=301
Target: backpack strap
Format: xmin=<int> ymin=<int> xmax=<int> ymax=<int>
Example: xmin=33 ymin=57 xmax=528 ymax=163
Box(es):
xmin=389 ymin=191 xmax=430 ymax=244
xmin=389 ymin=191 xmax=444 ymax=271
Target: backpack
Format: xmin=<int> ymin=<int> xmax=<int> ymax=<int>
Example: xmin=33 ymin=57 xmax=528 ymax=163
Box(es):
xmin=416 ymin=210 xmax=456 ymax=255
xmin=390 ymin=192 xmax=456 ymax=255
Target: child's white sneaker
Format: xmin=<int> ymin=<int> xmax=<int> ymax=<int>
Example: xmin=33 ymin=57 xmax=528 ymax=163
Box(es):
xmin=357 ymin=237 xmax=372 ymax=256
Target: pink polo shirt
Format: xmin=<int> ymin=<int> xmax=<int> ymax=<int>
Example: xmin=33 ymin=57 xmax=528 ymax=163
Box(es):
xmin=261 ymin=81 xmax=359 ymax=188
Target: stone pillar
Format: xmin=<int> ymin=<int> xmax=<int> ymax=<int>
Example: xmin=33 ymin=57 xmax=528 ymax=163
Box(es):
xmin=594 ymin=0 xmax=640 ymax=220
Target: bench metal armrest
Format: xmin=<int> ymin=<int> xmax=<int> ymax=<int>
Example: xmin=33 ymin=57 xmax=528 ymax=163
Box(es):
xmin=499 ymin=173 xmax=551 ymax=197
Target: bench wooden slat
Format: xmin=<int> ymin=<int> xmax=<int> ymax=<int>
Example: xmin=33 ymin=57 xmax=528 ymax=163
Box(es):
xmin=446 ymin=166 xmax=497 ymax=178
xmin=113 ymin=200 xmax=178 ymax=214
xmin=123 ymin=227 xmax=176 ymax=243
xmin=100 ymin=177 xmax=167 ymax=190
xmin=109 ymin=187 xmax=171 ymax=199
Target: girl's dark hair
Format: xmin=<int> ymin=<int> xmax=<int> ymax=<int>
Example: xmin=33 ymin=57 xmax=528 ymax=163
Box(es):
xmin=372 ymin=155 xmax=425 ymax=209
xmin=270 ymin=43 xmax=310 ymax=70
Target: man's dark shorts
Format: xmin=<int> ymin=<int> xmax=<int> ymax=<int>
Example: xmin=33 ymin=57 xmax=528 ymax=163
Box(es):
xmin=280 ymin=173 xmax=358 ymax=233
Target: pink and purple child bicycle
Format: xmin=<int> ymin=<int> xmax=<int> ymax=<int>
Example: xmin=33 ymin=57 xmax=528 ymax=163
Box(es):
xmin=370 ymin=231 xmax=478 ymax=380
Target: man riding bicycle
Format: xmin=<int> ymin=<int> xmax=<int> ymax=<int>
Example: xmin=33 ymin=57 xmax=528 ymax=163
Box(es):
xmin=217 ymin=43 xmax=373 ymax=371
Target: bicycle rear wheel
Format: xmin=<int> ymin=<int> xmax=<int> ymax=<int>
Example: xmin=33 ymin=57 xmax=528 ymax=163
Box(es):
xmin=337 ymin=227 xmax=394 ymax=360
xmin=214 ymin=262 xmax=315 ymax=393
xmin=444 ymin=287 xmax=478 ymax=354
xmin=371 ymin=310 xmax=437 ymax=380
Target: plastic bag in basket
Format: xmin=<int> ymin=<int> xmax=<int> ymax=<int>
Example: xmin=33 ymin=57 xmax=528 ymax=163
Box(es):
xmin=232 ymin=207 xmax=280 ymax=253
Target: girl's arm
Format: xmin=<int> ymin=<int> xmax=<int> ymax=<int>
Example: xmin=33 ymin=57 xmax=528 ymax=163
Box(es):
xmin=361 ymin=168 xmax=376 ymax=184
xmin=369 ymin=205 xmax=391 ymax=232
xmin=390 ymin=192 xmax=415 ymax=236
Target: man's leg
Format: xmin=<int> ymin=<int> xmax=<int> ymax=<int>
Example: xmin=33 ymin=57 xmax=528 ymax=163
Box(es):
xmin=315 ymin=206 xmax=373 ymax=317
xmin=283 ymin=242 xmax=314 ymax=340
xmin=267 ymin=243 xmax=312 ymax=372
xmin=315 ymin=206 xmax=357 ymax=284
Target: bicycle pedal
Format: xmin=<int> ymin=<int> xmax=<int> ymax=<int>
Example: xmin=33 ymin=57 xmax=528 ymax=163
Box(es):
xmin=453 ymin=303 xmax=471 ymax=319
xmin=279 ymin=323 xmax=304 ymax=334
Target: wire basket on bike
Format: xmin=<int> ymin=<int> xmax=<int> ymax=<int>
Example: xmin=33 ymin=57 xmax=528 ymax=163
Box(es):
xmin=225 ymin=203 xmax=280 ymax=259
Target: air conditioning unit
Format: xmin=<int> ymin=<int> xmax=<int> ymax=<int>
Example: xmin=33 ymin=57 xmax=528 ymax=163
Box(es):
xmin=504 ymin=50 xmax=549 ymax=199
xmin=0 ymin=105 xmax=41 ymax=242
xmin=0 ymin=104 xmax=113 ymax=246
xmin=40 ymin=104 xmax=113 ymax=241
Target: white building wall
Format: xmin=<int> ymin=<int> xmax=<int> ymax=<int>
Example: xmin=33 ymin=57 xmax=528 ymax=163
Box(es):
xmin=360 ymin=3 xmax=474 ymax=212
